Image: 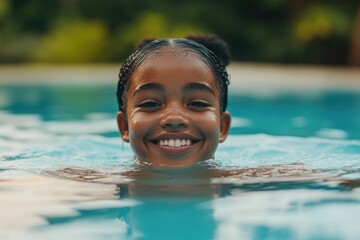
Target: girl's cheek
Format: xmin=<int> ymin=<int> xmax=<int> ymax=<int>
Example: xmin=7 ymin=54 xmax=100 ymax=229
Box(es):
xmin=205 ymin=111 xmax=218 ymax=121
xmin=192 ymin=111 xmax=220 ymax=134
xmin=195 ymin=111 xmax=219 ymax=124
xmin=128 ymin=112 xmax=157 ymax=136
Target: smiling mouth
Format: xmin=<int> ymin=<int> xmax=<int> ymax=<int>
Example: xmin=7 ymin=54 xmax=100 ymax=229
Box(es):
xmin=149 ymin=138 xmax=200 ymax=154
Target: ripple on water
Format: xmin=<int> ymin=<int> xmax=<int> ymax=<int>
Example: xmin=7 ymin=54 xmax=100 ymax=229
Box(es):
xmin=1 ymin=127 xmax=360 ymax=240
xmin=1 ymin=133 xmax=360 ymax=181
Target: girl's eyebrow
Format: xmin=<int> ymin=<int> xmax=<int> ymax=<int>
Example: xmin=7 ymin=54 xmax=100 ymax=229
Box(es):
xmin=183 ymin=82 xmax=216 ymax=96
xmin=133 ymin=83 xmax=164 ymax=96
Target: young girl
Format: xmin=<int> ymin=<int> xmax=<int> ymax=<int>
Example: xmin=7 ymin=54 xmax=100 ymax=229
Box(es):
xmin=116 ymin=35 xmax=232 ymax=169
xmin=51 ymin=35 xmax=321 ymax=186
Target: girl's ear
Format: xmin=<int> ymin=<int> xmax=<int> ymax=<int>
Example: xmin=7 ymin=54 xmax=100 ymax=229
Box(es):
xmin=117 ymin=112 xmax=129 ymax=142
xmin=219 ymin=111 xmax=231 ymax=143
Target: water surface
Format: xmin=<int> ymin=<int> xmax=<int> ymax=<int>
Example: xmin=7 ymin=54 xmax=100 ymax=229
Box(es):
xmin=1 ymin=84 xmax=360 ymax=240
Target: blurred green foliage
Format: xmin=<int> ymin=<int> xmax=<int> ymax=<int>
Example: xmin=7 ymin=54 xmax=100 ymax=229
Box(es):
xmin=109 ymin=12 xmax=205 ymax=61
xmin=34 ymin=19 xmax=108 ymax=62
xmin=0 ymin=0 xmax=359 ymax=65
xmin=0 ymin=0 xmax=9 ymax=18
xmin=295 ymin=5 xmax=350 ymax=42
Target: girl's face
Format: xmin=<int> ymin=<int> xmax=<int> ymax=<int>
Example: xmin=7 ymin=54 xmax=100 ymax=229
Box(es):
xmin=117 ymin=47 xmax=231 ymax=169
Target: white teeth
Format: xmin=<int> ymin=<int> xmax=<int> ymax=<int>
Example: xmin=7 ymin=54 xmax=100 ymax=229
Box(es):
xmin=158 ymin=139 xmax=193 ymax=147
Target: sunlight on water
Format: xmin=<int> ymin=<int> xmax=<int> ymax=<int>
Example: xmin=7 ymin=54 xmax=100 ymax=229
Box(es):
xmin=2 ymin=110 xmax=360 ymax=179
xmin=1 ymin=85 xmax=360 ymax=240
xmin=210 ymin=189 xmax=360 ymax=240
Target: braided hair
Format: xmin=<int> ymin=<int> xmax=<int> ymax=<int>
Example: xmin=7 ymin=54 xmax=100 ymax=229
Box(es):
xmin=116 ymin=35 xmax=231 ymax=112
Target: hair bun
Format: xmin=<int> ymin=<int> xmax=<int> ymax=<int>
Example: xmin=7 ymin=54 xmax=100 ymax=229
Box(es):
xmin=185 ymin=34 xmax=231 ymax=66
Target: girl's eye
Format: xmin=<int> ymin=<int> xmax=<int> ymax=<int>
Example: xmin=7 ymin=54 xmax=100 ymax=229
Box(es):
xmin=138 ymin=101 xmax=162 ymax=108
xmin=187 ymin=101 xmax=210 ymax=108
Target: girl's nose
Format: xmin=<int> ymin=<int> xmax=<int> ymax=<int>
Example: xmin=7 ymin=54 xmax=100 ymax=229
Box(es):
xmin=160 ymin=106 xmax=189 ymax=129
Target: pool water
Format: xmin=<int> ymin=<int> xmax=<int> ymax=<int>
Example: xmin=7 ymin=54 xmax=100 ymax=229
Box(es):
xmin=1 ymin=84 xmax=360 ymax=240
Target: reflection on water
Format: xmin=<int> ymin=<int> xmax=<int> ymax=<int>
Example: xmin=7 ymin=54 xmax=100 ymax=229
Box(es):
xmin=1 ymin=113 xmax=360 ymax=240
xmin=0 ymin=170 xmax=122 ymax=239
xmin=1 ymin=168 xmax=360 ymax=240
xmin=1 ymin=85 xmax=360 ymax=239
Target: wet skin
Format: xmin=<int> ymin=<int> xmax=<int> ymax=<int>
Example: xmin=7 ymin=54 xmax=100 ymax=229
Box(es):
xmin=117 ymin=46 xmax=231 ymax=169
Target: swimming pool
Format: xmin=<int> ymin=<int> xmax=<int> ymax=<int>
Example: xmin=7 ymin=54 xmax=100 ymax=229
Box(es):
xmin=1 ymin=68 xmax=360 ymax=240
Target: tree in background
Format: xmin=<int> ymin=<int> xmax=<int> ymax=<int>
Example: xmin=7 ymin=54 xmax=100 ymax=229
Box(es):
xmin=349 ymin=2 xmax=360 ymax=66
xmin=0 ymin=0 xmax=359 ymax=66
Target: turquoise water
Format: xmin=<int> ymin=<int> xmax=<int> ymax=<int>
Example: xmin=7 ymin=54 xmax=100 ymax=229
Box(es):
xmin=1 ymin=84 xmax=360 ymax=240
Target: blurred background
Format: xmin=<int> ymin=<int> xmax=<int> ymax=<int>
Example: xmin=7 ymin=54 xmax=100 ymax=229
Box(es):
xmin=1 ymin=0 xmax=360 ymax=66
